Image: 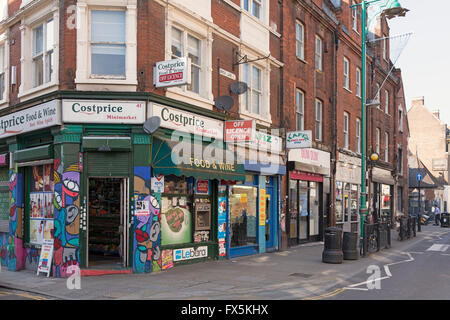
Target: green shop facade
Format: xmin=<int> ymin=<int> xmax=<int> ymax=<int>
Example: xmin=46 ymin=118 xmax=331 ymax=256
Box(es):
xmin=0 ymin=92 xmax=282 ymax=277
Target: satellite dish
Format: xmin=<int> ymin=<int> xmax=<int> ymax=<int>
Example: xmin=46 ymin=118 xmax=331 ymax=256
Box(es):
xmin=230 ymin=81 xmax=248 ymax=95
xmin=143 ymin=116 xmax=161 ymax=135
xmin=215 ymin=95 xmax=234 ymax=111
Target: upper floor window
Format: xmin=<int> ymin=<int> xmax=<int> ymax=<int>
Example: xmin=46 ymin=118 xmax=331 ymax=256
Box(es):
xmin=384 ymin=89 xmax=389 ymax=114
xmin=383 ymin=35 xmax=387 ymax=61
xmin=344 ymin=112 xmax=349 ymax=149
xmin=399 ymin=106 xmax=403 ymax=132
xmin=243 ymin=63 xmax=262 ymax=115
xmin=32 ymin=19 xmax=54 ymax=87
xmin=296 ymin=89 xmax=304 ymax=131
xmin=376 ymin=128 xmax=381 ymax=154
xmin=243 ymin=0 xmax=262 ymax=20
xmin=375 ymin=83 xmax=380 ymax=107
xmin=385 ymin=132 xmax=389 ymax=161
xmin=398 ymin=147 xmax=403 ymax=174
xmin=315 ymin=36 xmax=322 ymax=71
xmin=352 ymin=6 xmax=358 ymax=32
xmin=91 ymin=10 xmax=126 ymax=77
xmin=171 ymin=27 xmax=202 ymax=94
xmin=296 ymin=21 xmax=304 ymax=60
xmin=315 ymin=99 xmax=323 ymax=141
xmin=356 ymin=118 xmax=361 ymax=154
xmin=356 ymin=67 xmax=361 ymax=97
xmin=343 ymin=57 xmax=350 ymax=90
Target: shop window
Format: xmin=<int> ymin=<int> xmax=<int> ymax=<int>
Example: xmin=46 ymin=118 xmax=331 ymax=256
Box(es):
xmin=230 ymin=185 xmax=258 ymax=247
xmin=28 ymin=164 xmax=54 ymax=245
xmin=288 ymin=179 xmax=298 ymax=239
xmin=161 ymin=175 xmax=212 ymax=246
xmin=336 ymin=181 xmax=343 ymax=223
xmin=381 ymin=184 xmax=391 ymax=221
xmin=351 ymin=184 xmax=359 ymax=222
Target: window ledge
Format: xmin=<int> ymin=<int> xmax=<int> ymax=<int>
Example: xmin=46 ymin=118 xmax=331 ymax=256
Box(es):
xmin=239 ymin=110 xmax=272 ymax=126
xmin=18 ymin=82 xmax=58 ymax=99
xmin=167 ymin=87 xmax=214 ymax=109
xmin=343 ymin=87 xmax=352 ymax=93
xmin=296 ymin=57 xmax=307 ymax=64
xmin=75 ymin=77 xmax=138 ymax=85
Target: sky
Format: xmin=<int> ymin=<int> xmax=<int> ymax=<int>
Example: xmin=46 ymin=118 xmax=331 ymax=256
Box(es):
xmin=387 ymin=0 xmax=450 ymax=124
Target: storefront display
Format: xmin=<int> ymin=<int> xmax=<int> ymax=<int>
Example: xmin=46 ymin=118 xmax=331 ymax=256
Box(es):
xmin=229 ymin=185 xmax=258 ymax=247
xmin=29 ymin=164 xmax=54 ymax=246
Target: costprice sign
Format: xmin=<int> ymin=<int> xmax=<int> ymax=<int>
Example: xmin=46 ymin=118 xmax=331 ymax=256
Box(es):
xmin=149 ymin=103 xmax=224 ymax=140
xmin=286 ymin=130 xmax=312 ymax=149
xmin=62 ymin=100 xmax=146 ymax=124
xmin=154 ymin=57 xmax=191 ymax=88
xmin=0 ymin=100 xmax=61 ymax=139
xmin=224 ymin=120 xmax=255 ymax=143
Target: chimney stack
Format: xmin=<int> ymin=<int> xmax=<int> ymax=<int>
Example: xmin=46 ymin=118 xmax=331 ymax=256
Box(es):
xmin=411 ymin=96 xmax=425 ymax=108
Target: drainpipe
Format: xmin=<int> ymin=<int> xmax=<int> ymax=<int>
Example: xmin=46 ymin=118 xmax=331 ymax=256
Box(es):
xmin=330 ymin=29 xmax=339 ymax=228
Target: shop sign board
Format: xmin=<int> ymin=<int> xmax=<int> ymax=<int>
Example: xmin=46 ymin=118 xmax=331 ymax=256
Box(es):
xmin=286 ymin=130 xmax=312 ymax=149
xmin=62 ymin=100 xmax=146 ymax=124
xmin=288 ymin=148 xmax=331 ymax=171
xmin=37 ymin=239 xmax=54 ymax=277
xmin=224 ymin=120 xmax=255 ymax=142
xmin=195 ymin=180 xmax=210 ymax=195
xmin=173 ymin=246 xmax=208 ymax=262
xmin=151 ymin=174 xmax=164 ymax=193
xmin=0 ymin=100 xmax=61 ymax=139
xmin=237 ymin=130 xmax=283 ymax=154
xmin=149 ymin=103 xmax=224 ymax=140
xmin=154 ymin=57 xmax=191 ymax=88
xmin=259 ymin=189 xmax=266 ymax=226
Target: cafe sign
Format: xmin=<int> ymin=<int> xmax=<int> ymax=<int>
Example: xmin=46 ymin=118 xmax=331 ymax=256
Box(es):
xmin=149 ymin=103 xmax=224 ymax=140
xmin=62 ymin=100 xmax=146 ymax=124
xmin=0 ymin=100 xmax=61 ymax=139
xmin=286 ymin=130 xmax=312 ymax=149
xmin=154 ymin=57 xmax=191 ymax=88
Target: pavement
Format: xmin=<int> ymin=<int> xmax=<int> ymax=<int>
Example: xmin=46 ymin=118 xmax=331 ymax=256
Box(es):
xmin=0 ymin=224 xmax=446 ymax=300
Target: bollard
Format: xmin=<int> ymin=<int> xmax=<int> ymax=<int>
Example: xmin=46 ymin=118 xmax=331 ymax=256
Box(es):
xmin=322 ymin=227 xmax=343 ymax=264
xmin=343 ymin=231 xmax=359 ymax=260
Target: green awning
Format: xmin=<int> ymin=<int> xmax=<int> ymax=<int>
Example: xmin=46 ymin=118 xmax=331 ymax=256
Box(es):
xmin=150 ymin=135 xmax=245 ymax=181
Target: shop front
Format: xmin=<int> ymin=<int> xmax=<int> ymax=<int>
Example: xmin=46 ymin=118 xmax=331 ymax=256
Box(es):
xmin=335 ymin=152 xmax=361 ymax=233
xmin=227 ymin=130 xmax=285 ymax=258
xmin=147 ymin=103 xmax=245 ymax=269
xmin=371 ymin=167 xmax=395 ymax=224
xmin=287 ymin=148 xmax=330 ymax=246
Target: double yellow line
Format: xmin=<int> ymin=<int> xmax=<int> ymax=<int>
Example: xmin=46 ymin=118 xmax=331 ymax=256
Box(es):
xmin=302 ymin=288 xmax=346 ymax=300
xmin=0 ymin=290 xmax=48 ymax=300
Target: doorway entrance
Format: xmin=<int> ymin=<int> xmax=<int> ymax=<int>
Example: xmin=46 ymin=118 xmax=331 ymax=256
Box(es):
xmin=87 ymin=177 xmax=129 ymax=268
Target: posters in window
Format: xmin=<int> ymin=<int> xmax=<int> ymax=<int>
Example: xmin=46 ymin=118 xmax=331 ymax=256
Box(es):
xmin=161 ymin=198 xmax=192 ymax=245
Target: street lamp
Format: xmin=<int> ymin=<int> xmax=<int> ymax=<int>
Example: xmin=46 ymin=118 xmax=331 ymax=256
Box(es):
xmin=349 ymin=0 xmax=408 ymax=247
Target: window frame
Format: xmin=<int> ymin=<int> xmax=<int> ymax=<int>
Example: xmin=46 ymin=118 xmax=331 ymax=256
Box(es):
xmin=398 ymin=105 xmax=403 ymax=132
xmin=376 ymin=128 xmax=381 ymax=155
xmin=243 ymin=62 xmax=263 ymax=116
xmin=344 ymin=112 xmax=349 ymax=150
xmin=243 ymin=0 xmax=263 ymax=20
xmin=398 ymin=147 xmax=403 ymax=175
xmin=384 ymin=132 xmax=389 ymax=162
xmin=31 ymin=18 xmax=54 ymax=88
xmin=356 ymin=67 xmax=361 ymax=97
xmin=315 ymin=99 xmax=323 ymax=142
xmin=356 ymin=118 xmax=361 ymax=154
xmin=0 ymin=42 xmax=6 ymax=102
xmin=295 ymin=21 xmax=305 ymax=60
xmin=384 ymin=89 xmax=389 ymax=114
xmin=296 ymin=89 xmax=305 ymax=131
xmin=352 ymin=5 xmax=358 ymax=32
xmin=315 ymin=35 xmax=323 ymax=71
xmin=343 ymin=57 xmax=350 ymax=90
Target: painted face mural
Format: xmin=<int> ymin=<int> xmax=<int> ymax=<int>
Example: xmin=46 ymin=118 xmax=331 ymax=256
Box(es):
xmin=52 ymin=160 xmax=80 ymax=278
xmin=133 ymin=167 xmax=161 ymax=273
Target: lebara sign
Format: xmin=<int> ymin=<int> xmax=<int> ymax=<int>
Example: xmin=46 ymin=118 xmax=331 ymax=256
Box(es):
xmin=286 ymin=130 xmax=312 ymax=149
xmin=62 ymin=100 xmax=146 ymax=124
xmin=0 ymin=100 xmax=61 ymax=139
xmin=154 ymin=57 xmax=191 ymax=88
xmin=173 ymin=246 xmax=208 ymax=262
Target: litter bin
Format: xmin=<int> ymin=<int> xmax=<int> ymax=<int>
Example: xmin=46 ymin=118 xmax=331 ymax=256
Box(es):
xmin=441 ymin=213 xmax=450 ymax=228
xmin=322 ymin=227 xmax=343 ymax=264
xmin=342 ymin=231 xmax=359 ymax=260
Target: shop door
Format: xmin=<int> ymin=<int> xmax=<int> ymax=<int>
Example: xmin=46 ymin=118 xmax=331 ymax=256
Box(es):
xmin=298 ymin=181 xmax=308 ymax=241
xmin=87 ymin=177 xmax=129 ymax=268
xmin=265 ymin=180 xmax=277 ymax=250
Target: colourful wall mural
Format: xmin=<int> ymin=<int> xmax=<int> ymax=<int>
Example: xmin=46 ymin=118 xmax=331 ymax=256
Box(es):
xmin=133 ymin=167 xmax=161 ymax=273
xmin=7 ymin=169 xmax=25 ymax=271
xmin=52 ymin=159 xmax=80 ymax=277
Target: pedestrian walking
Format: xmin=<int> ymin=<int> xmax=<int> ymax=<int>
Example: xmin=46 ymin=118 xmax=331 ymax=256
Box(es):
xmin=433 ymin=204 xmax=441 ymax=226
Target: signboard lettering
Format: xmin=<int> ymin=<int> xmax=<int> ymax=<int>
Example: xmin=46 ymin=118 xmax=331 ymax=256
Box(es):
xmin=154 ymin=57 xmax=191 ymax=88
xmin=225 ymin=120 xmax=255 ymax=142
xmin=286 ymin=130 xmax=312 ymax=149
xmin=173 ymin=246 xmax=208 ymax=262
